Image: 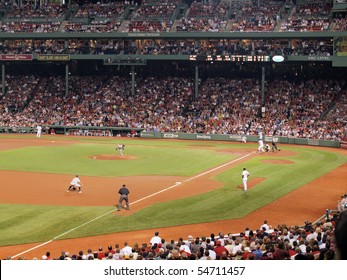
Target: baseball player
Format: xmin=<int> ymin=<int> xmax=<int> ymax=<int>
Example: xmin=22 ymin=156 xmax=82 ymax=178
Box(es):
xmin=271 ymin=136 xmax=281 ymax=152
xmin=265 ymin=142 xmax=270 ymax=152
xmin=36 ymin=125 xmax=42 ymax=138
xmin=242 ymin=167 xmax=250 ymax=192
xmin=67 ymin=175 xmax=83 ymax=193
xmin=257 ymin=131 xmax=265 ymax=153
xmin=116 ymin=144 xmax=125 ymax=156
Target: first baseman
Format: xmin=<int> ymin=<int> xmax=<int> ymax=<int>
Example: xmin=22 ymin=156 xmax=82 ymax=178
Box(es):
xmin=242 ymin=168 xmax=250 ymax=191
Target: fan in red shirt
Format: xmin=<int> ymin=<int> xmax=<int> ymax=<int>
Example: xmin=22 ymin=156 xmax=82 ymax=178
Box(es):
xmin=213 ymin=240 xmax=229 ymax=258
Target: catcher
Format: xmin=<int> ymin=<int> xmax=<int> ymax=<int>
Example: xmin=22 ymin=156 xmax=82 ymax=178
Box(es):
xmin=265 ymin=142 xmax=271 ymax=152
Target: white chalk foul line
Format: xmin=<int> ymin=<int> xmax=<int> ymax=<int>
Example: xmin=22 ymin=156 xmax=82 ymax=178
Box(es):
xmin=11 ymin=209 xmax=116 ymax=259
xmin=10 ymin=240 xmax=53 ymax=259
xmin=129 ymin=151 xmax=254 ymax=205
xmin=12 ymin=151 xmax=254 ymax=259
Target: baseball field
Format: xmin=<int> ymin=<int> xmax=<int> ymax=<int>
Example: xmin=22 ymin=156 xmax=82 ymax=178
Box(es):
xmin=0 ymin=134 xmax=346 ymax=259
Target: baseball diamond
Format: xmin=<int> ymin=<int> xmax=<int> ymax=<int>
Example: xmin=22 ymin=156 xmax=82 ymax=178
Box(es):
xmin=0 ymin=135 xmax=346 ymax=259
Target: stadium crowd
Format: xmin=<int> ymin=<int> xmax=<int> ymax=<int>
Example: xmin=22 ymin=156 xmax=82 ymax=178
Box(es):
xmin=0 ymin=69 xmax=346 ymax=141
xmin=0 ymin=37 xmax=335 ymax=56
xmin=0 ymin=0 xmax=341 ymax=56
xmin=0 ymin=0 xmax=345 ymax=33
xmin=6 ymin=205 xmax=347 ymax=260
xmin=279 ymin=1 xmax=332 ymax=32
xmin=176 ymin=0 xmax=228 ymax=32
xmin=6 ymin=2 xmax=67 ymax=19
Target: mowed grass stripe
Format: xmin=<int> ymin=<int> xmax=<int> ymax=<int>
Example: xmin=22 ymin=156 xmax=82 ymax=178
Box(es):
xmin=0 ymin=143 xmax=234 ymax=177
xmin=0 ymin=204 xmax=113 ymax=246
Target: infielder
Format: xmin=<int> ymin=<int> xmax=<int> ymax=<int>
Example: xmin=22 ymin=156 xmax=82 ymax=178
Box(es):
xmin=67 ymin=175 xmax=83 ymax=193
xmin=242 ymin=167 xmax=250 ymax=191
xmin=116 ymin=144 xmax=125 ymax=156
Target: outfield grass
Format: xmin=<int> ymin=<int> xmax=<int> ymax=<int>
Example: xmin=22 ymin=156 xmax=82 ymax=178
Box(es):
xmin=0 ymin=135 xmax=346 ymax=246
xmin=0 ymin=139 xmax=234 ymax=177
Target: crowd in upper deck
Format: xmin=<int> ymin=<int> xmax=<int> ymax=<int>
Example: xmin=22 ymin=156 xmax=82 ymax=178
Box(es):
xmin=0 ymin=38 xmax=334 ymax=56
xmin=0 ymin=1 xmax=343 ymax=56
xmin=0 ymin=0 xmax=345 ymax=33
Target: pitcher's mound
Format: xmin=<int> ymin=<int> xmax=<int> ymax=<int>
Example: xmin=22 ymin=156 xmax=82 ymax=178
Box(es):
xmin=89 ymin=154 xmax=137 ymax=160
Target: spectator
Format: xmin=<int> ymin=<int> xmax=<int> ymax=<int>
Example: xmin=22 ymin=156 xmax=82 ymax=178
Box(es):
xmin=273 ymin=241 xmax=290 ymax=260
xmin=150 ymin=231 xmax=161 ymax=246
xmin=213 ymin=240 xmax=229 ymax=258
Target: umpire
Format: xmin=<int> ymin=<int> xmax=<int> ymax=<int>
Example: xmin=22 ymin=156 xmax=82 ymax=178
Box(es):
xmin=117 ymin=184 xmax=130 ymax=211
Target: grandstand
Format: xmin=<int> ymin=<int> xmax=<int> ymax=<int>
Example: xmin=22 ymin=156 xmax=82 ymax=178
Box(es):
xmin=0 ymin=0 xmax=346 ymax=140
xmin=0 ymin=0 xmax=347 ymax=261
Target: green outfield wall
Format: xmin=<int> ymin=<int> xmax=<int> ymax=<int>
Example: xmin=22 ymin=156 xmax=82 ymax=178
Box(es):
xmin=0 ymin=125 xmax=340 ymax=148
xmin=0 ymin=125 xmax=143 ymax=136
xmin=141 ymin=131 xmax=341 ymax=148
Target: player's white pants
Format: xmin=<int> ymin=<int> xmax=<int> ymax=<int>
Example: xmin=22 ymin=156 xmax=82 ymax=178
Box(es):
xmin=243 ymin=179 xmax=248 ymax=191
xmin=258 ymin=140 xmax=264 ymax=152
